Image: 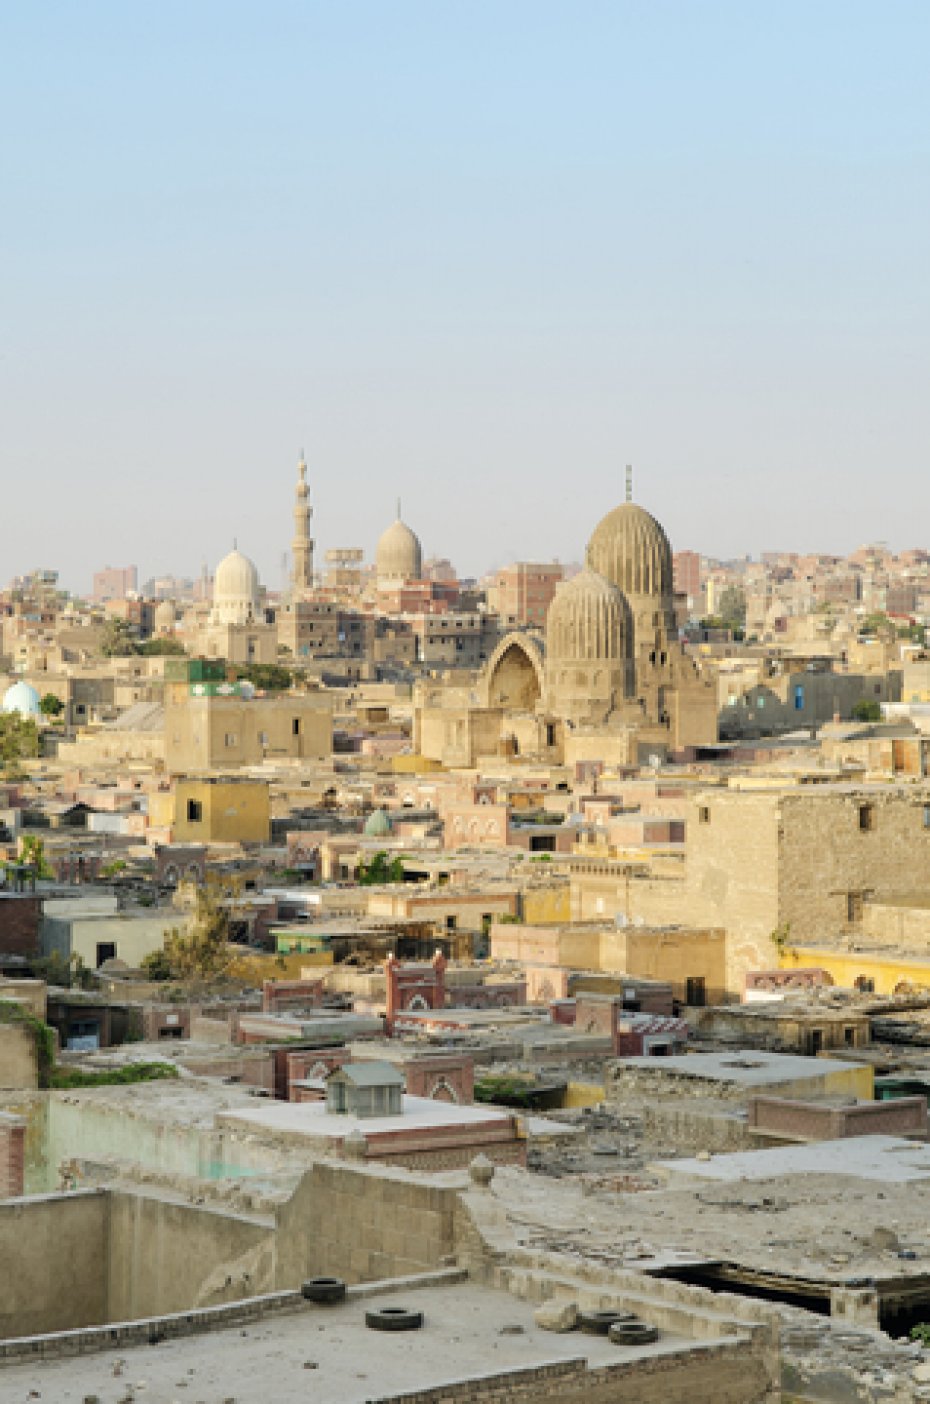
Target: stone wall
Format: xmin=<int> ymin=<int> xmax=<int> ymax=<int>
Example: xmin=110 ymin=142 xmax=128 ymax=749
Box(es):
xmin=108 ymin=1191 xmax=274 ymax=1321
xmin=0 ymin=1190 xmax=109 ymax=1337
xmin=276 ymin=1160 xmax=458 ymax=1287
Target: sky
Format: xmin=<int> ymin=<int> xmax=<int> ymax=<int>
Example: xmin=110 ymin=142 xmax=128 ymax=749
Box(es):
xmin=2 ymin=1 xmax=928 ymax=594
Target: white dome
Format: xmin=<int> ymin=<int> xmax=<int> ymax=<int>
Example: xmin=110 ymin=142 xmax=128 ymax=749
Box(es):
xmin=2 ymin=681 xmax=42 ymax=719
xmin=376 ymin=515 xmax=422 ymax=584
xmin=153 ymin=600 xmax=177 ymax=633
xmin=212 ymin=548 xmax=260 ymax=626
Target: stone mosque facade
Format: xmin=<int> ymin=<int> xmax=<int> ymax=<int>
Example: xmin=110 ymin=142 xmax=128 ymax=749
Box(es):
xmin=415 ymin=494 xmax=717 ymax=767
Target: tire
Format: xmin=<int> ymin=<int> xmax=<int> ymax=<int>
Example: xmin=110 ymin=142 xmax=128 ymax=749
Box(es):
xmin=609 ymin=1320 xmax=659 ymax=1346
xmin=577 ymin=1309 xmax=637 ymax=1336
xmin=302 ymin=1277 xmax=347 ymax=1304
xmin=365 ymin=1307 xmax=424 ymax=1332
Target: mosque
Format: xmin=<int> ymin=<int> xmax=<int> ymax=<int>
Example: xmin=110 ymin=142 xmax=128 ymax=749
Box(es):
xmin=414 ymin=480 xmax=717 ymax=767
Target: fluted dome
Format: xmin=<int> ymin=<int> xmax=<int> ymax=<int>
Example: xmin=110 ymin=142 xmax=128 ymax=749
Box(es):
xmin=2 ymin=681 xmax=42 ymax=719
xmin=547 ymin=568 xmax=631 ymax=663
xmin=376 ymin=514 xmax=422 ymax=584
xmin=212 ymin=548 xmax=260 ymax=626
xmin=586 ymin=502 xmax=673 ymax=600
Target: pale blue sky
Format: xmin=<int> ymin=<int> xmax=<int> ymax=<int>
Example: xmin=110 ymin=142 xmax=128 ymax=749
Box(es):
xmin=2 ymin=1 xmax=928 ymax=592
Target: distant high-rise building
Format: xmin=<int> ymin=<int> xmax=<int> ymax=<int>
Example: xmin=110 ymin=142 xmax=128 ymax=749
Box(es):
xmin=673 ymin=551 xmax=701 ymax=602
xmin=93 ymin=565 xmax=138 ymax=601
xmin=488 ymin=562 xmax=564 ymax=627
xmin=291 ymin=450 xmax=314 ymax=597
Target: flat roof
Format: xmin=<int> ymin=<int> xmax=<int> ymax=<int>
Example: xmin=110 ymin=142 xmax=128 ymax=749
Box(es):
xmin=0 ymin=1280 xmax=691 ymax=1402
xmin=218 ymin=1092 xmax=516 ymax=1140
xmin=619 ymin=1050 xmax=866 ymax=1087
xmin=657 ymin=1135 xmax=930 ymax=1186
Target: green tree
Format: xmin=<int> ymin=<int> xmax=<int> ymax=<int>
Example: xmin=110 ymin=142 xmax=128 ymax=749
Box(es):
xmin=141 ymin=948 xmax=173 ymax=981
xmin=358 ymin=851 xmax=406 ymax=885
xmin=0 ymin=714 xmax=41 ymax=766
xmin=137 ymin=636 xmax=187 ymax=656
xmin=19 ymin=835 xmax=53 ymax=879
xmin=39 ymin=693 xmax=64 ymax=718
xmin=161 ymin=878 xmax=233 ymax=981
xmin=232 ymin=662 xmax=294 ymax=691
xmin=99 ymin=618 xmax=139 ymax=657
xmin=852 ymin=699 xmax=883 ymax=723
xmin=717 ymin=586 xmax=747 ymax=635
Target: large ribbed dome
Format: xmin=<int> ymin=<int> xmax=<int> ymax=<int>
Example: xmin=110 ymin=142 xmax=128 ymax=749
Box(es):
xmin=546 ymin=567 xmax=631 ymax=663
xmin=376 ymin=514 xmax=422 ymax=583
xmin=586 ymin=502 xmax=673 ymax=599
xmin=212 ymin=548 xmax=260 ymax=625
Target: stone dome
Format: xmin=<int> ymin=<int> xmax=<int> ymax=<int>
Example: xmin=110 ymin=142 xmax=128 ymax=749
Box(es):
xmin=376 ymin=514 xmax=422 ymax=584
xmin=212 ymin=548 xmax=260 ymax=626
xmin=2 ymin=680 xmax=42 ymax=719
xmin=546 ymin=567 xmax=631 ymax=663
xmin=153 ymin=600 xmax=177 ymax=633
xmin=586 ymin=501 xmax=673 ymax=600
xmin=363 ymin=807 xmax=394 ymax=838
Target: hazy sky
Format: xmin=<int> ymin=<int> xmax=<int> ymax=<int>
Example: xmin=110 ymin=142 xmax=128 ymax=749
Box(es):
xmin=2 ymin=1 xmax=928 ymax=594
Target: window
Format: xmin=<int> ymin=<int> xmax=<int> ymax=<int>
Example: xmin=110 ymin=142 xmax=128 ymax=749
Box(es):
xmin=187 ymin=798 xmax=203 ymax=823
xmin=96 ymin=942 xmax=116 ymax=967
xmin=794 ymin=685 xmax=805 ymax=711
xmin=686 ymin=976 xmax=706 ymax=1007
xmin=847 ymin=891 xmax=864 ymax=923
xmin=224 ymin=733 xmax=237 ymax=748
xmin=809 ymin=1028 xmax=824 ymax=1055
xmin=698 ymin=806 xmax=710 ymax=824
xmin=844 ymin=1026 xmax=856 ymax=1047
xmin=859 ymin=803 xmax=874 ymax=832
xmin=292 ymin=717 xmax=301 ymax=736
xmin=923 ymin=805 xmax=930 ymax=829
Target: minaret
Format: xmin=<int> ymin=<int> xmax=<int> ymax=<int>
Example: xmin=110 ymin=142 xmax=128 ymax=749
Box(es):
xmin=291 ymin=448 xmax=314 ymax=597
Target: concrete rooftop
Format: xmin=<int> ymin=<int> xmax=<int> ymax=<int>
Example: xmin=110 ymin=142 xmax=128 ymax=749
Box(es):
xmin=0 ymin=1280 xmax=684 ymax=1404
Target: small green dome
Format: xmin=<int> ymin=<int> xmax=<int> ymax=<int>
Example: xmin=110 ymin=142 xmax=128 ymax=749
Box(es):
xmin=363 ymin=808 xmax=394 ymax=838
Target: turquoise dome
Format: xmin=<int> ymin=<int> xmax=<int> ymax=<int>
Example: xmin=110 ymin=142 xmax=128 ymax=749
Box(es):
xmin=363 ymin=808 xmax=394 ymax=838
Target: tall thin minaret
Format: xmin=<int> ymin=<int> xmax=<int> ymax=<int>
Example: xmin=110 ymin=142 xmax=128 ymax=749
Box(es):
xmin=291 ymin=448 xmax=314 ymax=597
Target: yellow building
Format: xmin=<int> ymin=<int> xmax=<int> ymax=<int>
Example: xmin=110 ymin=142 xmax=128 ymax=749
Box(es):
xmin=165 ymin=687 xmax=332 ymax=773
xmin=153 ymin=776 xmax=271 ymax=845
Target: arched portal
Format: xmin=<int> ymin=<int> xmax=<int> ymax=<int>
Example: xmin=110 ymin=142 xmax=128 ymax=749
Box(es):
xmin=484 ymin=636 xmax=544 ymax=711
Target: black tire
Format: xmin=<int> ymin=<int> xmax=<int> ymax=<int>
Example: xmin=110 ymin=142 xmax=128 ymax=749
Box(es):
xmin=609 ymin=1320 xmax=659 ymax=1346
xmin=302 ymin=1277 xmax=347 ymax=1304
xmin=578 ymin=1309 xmax=638 ymax=1335
xmin=365 ymin=1307 xmax=424 ymax=1332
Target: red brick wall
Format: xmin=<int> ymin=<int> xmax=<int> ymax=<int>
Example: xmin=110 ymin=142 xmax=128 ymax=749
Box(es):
xmin=0 ymin=1116 xmax=25 ymax=1198
xmin=404 ymin=1053 xmax=474 ymax=1104
xmin=748 ymin=1094 xmax=928 ymax=1141
xmin=262 ymin=979 xmax=324 ymax=1013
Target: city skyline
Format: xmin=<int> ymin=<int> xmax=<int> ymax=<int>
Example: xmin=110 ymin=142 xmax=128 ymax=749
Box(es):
xmin=3 ymin=1 xmax=929 ymax=588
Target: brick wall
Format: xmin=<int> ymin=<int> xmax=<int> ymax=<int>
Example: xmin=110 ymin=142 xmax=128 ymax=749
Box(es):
xmin=748 ymin=1094 xmax=928 ymax=1142
xmin=0 ymin=895 xmax=40 ymax=957
xmin=261 ymin=978 xmax=324 ymax=1014
xmin=404 ymin=1053 xmax=474 ymax=1104
xmin=0 ymin=1114 xmax=25 ymax=1198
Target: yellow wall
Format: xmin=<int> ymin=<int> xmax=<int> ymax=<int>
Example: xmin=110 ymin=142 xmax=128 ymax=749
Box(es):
xmin=781 ymin=944 xmax=930 ymax=997
xmin=561 ymin=1081 xmax=606 ymax=1108
xmin=521 ymin=883 xmax=571 ymax=924
xmin=172 ymin=779 xmax=270 ymax=845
